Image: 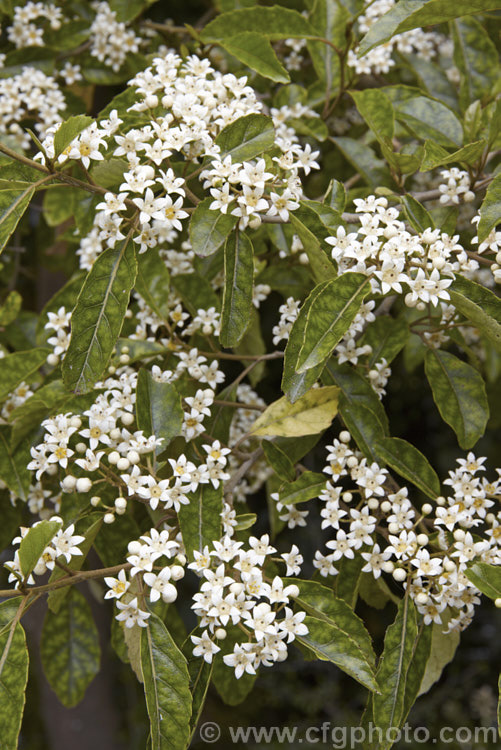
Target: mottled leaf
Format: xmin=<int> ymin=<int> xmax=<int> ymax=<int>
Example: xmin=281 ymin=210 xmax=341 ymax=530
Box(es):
xmin=298 ymin=616 xmax=378 ymax=692
xmin=62 ymin=236 xmax=137 ymax=394
xmin=219 ymin=32 xmax=290 ymax=82
xmin=136 ymin=369 xmax=184 ymax=453
xmin=375 ymin=437 xmax=441 ymax=499
xmin=0 ymin=599 xmax=29 ymax=750
xmin=189 ymin=198 xmax=237 ymax=258
xmin=141 ymin=614 xmax=192 ymax=750
xmin=220 ymin=230 xmax=254 ymax=348
xmin=216 ymin=114 xmax=275 ymax=162
xmin=41 ymin=588 xmax=100 ymax=707
xmin=425 ymin=349 xmax=489 ymax=449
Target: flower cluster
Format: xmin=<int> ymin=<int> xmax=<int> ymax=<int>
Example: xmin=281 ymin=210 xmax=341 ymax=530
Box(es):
xmin=325 ymin=195 xmax=482 ymax=306
xmin=438 ymin=168 xmax=475 ymax=206
xmin=189 ymin=515 xmax=308 ymax=677
xmin=310 ymin=433 xmax=501 ymax=632
xmin=7 ymin=2 xmax=63 ymax=48
xmin=89 ymin=1 xmax=143 ymax=72
xmin=0 ymin=67 xmax=66 ymax=148
xmin=105 ymin=527 xmax=186 ymax=628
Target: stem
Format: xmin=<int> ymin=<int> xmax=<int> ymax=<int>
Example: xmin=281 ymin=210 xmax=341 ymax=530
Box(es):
xmin=0 ymin=563 xmax=132 ymax=600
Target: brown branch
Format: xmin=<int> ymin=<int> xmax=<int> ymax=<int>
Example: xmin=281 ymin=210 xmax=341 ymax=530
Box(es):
xmin=0 ymin=563 xmax=132 ymax=600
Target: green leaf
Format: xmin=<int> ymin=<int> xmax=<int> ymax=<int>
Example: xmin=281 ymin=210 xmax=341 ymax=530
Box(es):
xmin=189 ymin=198 xmax=237 ymax=258
xmin=307 ymin=0 xmax=348 ymax=84
xmin=18 ymin=518 xmax=62 ymax=579
xmin=136 ymin=370 xmax=184 ymax=453
xmin=110 ymin=0 xmax=157 ymax=22
xmin=404 ymin=53 xmax=458 ymax=110
xmin=62 ymin=235 xmax=137 ymax=394
xmin=372 ymin=595 xmax=418 ymax=746
xmin=219 ymin=32 xmax=290 ymax=82
xmin=424 ymin=349 xmax=489 ymax=449
xmin=44 ymin=20 xmax=90 ymax=50
xmin=420 ymin=139 xmax=486 ymax=170
xmin=359 ymin=0 xmax=501 ymax=56
xmin=449 ymin=276 xmax=501 ymax=352
xmin=359 ymin=572 xmax=398 ymax=610
xmin=375 ymin=437 xmax=441 ymax=499
xmin=0 ymin=347 xmax=50 ymax=402
xmin=291 ymin=273 xmax=371 ymax=374
xmin=141 ymin=614 xmax=192 ymax=750
xmin=393 ymin=95 xmax=463 ymax=148
xmin=0 ymin=185 xmax=36 ymax=255
xmin=90 ymin=157 xmax=129 ymax=189
xmin=282 ymin=283 xmax=329 ymax=403
xmin=465 ymin=561 xmax=501 ymax=599
xmin=324 ymin=179 xmax=346 ymax=213
xmin=400 ymin=195 xmax=434 ymax=233
xmin=188 ymin=659 xmax=212 ymax=743
xmin=0 ymin=426 xmax=31 ymax=500
xmin=262 ymin=440 xmax=296 ymax=482
xmin=41 ymin=588 xmax=100 ymax=707
xmin=0 ymin=599 xmax=29 ymax=750
xmin=178 ymin=483 xmax=223 ymax=560
xmin=135 ymin=247 xmax=170 ymax=321
xmin=351 ymin=88 xmax=394 ymax=142
xmin=298 ymin=616 xmax=378 ymax=692
xmin=361 ymin=317 xmax=410 ymax=368
xmin=42 ymin=185 xmax=77 ymax=227
xmin=216 ymin=113 xmax=275 ymax=162
xmin=220 ymin=230 xmax=254 ymax=348
xmin=249 ymin=386 xmax=339 ymax=438
xmin=0 ymin=290 xmax=21 ymax=326
xmin=234 ymin=513 xmax=257 ymax=531
xmin=478 ymin=172 xmax=501 ymax=243
xmin=278 ymin=471 xmax=326 ymax=505
xmin=332 ymin=137 xmax=394 ymax=188
xmin=402 ymin=624 xmax=432 ymax=721
xmin=452 ymin=17 xmax=499 ymax=109
xmin=289 ymin=206 xmax=337 ymax=284
xmin=418 ymin=611 xmax=460 ymax=695
xmin=322 ymin=360 xmax=389 ymax=460
xmin=53 ymin=115 xmax=94 ymax=156
xmin=286 ymin=579 xmax=375 ymax=666
xmin=201 ymin=6 xmax=317 ymax=41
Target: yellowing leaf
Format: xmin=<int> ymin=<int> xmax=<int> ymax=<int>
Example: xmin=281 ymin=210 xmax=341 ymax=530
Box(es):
xmin=249 ymin=386 xmax=339 ymax=438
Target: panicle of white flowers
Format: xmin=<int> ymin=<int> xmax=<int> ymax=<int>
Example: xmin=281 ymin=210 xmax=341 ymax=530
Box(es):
xmin=310 ymin=432 xmax=501 ymax=632
xmin=89 ymin=1 xmax=143 ymax=72
xmin=0 ymin=67 xmax=66 ymax=148
xmin=438 ymin=168 xmax=475 ymax=206
xmin=106 ymin=526 xmax=186 ymax=628
xmin=7 ymin=2 xmax=63 ymax=48
xmin=188 ymin=511 xmax=308 ymax=678
xmin=324 ymin=196 xmax=490 ymax=308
